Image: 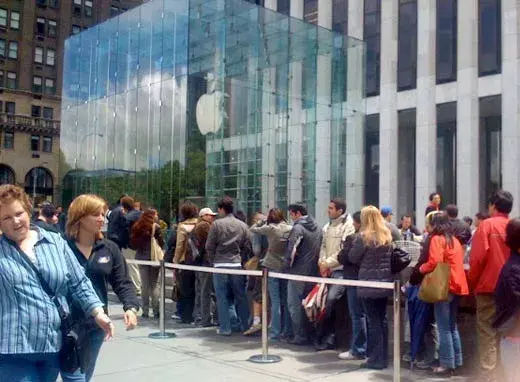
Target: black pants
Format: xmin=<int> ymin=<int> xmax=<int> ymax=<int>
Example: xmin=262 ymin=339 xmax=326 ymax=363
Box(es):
xmin=363 ymin=297 xmax=389 ymax=369
xmin=178 ymin=269 xmax=196 ymax=323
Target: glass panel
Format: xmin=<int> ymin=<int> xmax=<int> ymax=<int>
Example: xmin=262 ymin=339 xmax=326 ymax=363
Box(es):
xmin=397 ymin=0 xmax=417 ymax=91
xmin=436 ymin=0 xmax=457 ymax=83
xmin=365 ymin=114 xmax=379 ymax=205
xmin=364 ymin=0 xmax=381 ymax=97
xmin=436 ymin=102 xmax=457 ymax=206
xmin=479 ymin=0 xmax=501 ymax=76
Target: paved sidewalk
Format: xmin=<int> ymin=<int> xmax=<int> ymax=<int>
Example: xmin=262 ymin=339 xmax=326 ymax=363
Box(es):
xmin=87 ymin=302 xmax=469 ymax=382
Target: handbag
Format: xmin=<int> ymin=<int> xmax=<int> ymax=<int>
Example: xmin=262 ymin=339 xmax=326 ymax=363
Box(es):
xmin=151 ymin=224 xmax=164 ymax=262
xmin=418 ymin=254 xmax=450 ymax=303
xmin=391 ymin=245 xmax=411 ymax=273
xmin=16 ymin=250 xmax=85 ymax=373
xmin=244 ymin=255 xmax=259 ymax=271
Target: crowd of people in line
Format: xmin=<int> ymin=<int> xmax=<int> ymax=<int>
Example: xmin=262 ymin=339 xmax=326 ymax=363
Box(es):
xmin=0 ymin=184 xmax=519 ymax=382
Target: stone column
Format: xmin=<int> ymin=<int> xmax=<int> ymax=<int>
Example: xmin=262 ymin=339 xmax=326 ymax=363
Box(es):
xmin=456 ymin=0 xmax=479 ymax=218
xmin=502 ymin=0 xmax=520 ymax=217
xmin=346 ymin=0 xmax=365 ymax=213
xmin=264 ymin=0 xmax=276 ymax=11
xmin=379 ymin=0 xmax=399 ymax=213
xmin=415 ymin=0 xmax=437 ymax=229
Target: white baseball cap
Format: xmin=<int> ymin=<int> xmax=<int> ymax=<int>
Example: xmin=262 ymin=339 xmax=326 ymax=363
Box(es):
xmin=199 ymin=207 xmax=218 ymax=217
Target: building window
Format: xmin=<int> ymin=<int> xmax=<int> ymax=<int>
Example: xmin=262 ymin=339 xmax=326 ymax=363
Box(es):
xmin=397 ymin=0 xmax=417 ymax=91
xmin=33 ymin=76 xmax=43 ymax=93
xmin=479 ymin=95 xmax=502 ymax=209
xmin=35 ymin=47 xmax=44 ymax=63
xmin=436 ymin=0 xmax=457 ymax=83
xmin=10 ymin=11 xmax=20 ymax=30
xmin=365 ymin=114 xmax=380 ymax=206
xmin=43 ymin=137 xmax=52 ymax=152
xmin=5 ymin=101 xmax=15 ymax=114
xmin=44 ymin=78 xmax=55 ymax=94
xmin=48 ymin=20 xmax=57 ymax=37
xmin=3 ymin=132 xmax=14 ymax=149
xmin=32 ymin=105 xmax=42 ymax=117
xmin=0 ymin=9 xmax=7 ymax=27
xmin=304 ymin=0 xmax=318 ymax=25
xmin=46 ymin=49 xmax=55 ymax=66
xmin=43 ymin=107 xmax=53 ymax=119
xmin=73 ymin=0 xmax=82 ymax=16
xmin=72 ymin=25 xmax=81 ymax=34
xmin=437 ymin=102 xmax=457 ymax=205
xmin=49 ymin=0 xmax=59 ymax=8
xmin=36 ymin=0 xmax=47 ymax=6
xmin=479 ymin=0 xmax=501 ymax=76
xmin=332 ymin=0 xmax=348 ymax=35
xmin=364 ymin=0 xmax=381 ymax=97
xmin=0 ymin=70 xmax=3 ymax=88
xmin=36 ymin=17 xmax=46 ymax=35
xmin=8 ymin=41 xmax=18 ymax=59
xmin=6 ymin=72 xmax=16 ymax=89
xmin=31 ymin=135 xmax=40 ymax=151
xmin=85 ymin=1 xmax=93 ymax=17
xmin=277 ymin=0 xmax=290 ymax=16
xmin=111 ymin=6 xmax=119 ymax=16
xmin=397 ymin=108 xmax=417 ymax=215
xmin=0 ymin=39 xmax=5 ymax=57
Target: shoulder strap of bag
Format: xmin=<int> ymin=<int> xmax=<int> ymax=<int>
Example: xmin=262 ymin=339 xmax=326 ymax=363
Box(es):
xmin=15 ymin=246 xmax=66 ymax=318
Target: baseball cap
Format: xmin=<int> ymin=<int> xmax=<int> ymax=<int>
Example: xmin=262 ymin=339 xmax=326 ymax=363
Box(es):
xmin=199 ymin=207 xmax=217 ymax=217
xmin=380 ymin=206 xmax=393 ymax=217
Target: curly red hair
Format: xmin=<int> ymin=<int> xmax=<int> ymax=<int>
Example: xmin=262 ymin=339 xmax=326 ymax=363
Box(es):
xmin=130 ymin=208 xmax=157 ymax=250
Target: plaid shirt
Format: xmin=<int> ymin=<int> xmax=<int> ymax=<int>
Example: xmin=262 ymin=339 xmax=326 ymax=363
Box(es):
xmin=0 ymin=227 xmax=102 ymax=354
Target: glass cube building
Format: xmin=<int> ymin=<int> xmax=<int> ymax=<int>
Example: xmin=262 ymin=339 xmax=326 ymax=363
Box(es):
xmin=60 ymin=0 xmax=364 ymax=225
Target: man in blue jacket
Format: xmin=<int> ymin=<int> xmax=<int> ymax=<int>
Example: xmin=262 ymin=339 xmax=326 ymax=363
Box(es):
xmin=285 ymin=202 xmax=322 ymax=345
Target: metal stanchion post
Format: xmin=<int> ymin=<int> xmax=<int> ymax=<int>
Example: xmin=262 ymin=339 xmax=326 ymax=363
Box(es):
xmin=393 ymin=280 xmax=401 ymax=382
xmin=149 ymin=260 xmax=176 ymax=339
xmin=248 ymin=268 xmax=282 ymax=364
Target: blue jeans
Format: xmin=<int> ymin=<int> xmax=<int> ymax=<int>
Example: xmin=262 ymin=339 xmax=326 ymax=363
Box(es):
xmin=213 ymin=271 xmax=249 ymax=334
xmin=0 ymin=352 xmax=60 ymax=382
xmin=434 ymin=294 xmax=463 ymax=369
xmin=363 ymin=297 xmax=389 ymax=369
xmin=61 ymin=328 xmax=105 ymax=382
xmin=268 ymin=277 xmax=292 ymax=339
xmin=287 ymin=280 xmax=307 ymax=341
xmin=501 ymin=337 xmax=520 ymax=382
xmin=346 ymin=286 xmax=367 ymax=357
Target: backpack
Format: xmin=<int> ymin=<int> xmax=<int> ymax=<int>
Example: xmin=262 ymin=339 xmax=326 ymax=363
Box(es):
xmin=185 ymin=228 xmax=202 ymax=265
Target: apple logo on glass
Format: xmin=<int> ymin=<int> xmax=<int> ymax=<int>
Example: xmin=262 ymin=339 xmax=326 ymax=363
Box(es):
xmin=196 ymin=73 xmax=228 ymax=135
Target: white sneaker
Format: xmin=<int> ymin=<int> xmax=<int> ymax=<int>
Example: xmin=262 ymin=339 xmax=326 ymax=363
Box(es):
xmin=338 ymin=351 xmax=363 ymax=361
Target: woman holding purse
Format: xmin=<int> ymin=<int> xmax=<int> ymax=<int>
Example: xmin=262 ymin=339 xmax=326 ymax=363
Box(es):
xmin=130 ymin=209 xmax=164 ymax=319
xmin=419 ymin=212 xmax=468 ymax=376
xmin=61 ymin=194 xmax=140 ymax=382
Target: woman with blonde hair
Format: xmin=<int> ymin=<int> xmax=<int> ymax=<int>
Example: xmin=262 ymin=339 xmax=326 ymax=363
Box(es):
xmin=0 ymin=185 xmax=112 ymax=382
xmin=348 ymin=205 xmax=394 ymax=370
xmin=61 ymin=194 xmax=140 ymax=382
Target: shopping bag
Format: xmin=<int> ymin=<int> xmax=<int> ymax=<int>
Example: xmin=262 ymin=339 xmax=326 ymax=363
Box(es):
xmin=418 ymin=262 xmax=450 ymax=303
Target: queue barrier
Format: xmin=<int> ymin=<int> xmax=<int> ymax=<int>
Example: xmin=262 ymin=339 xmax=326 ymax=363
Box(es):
xmin=125 ymin=259 xmax=401 ymax=382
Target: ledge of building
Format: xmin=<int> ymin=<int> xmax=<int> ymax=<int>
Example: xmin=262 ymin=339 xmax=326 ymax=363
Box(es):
xmin=0 ymin=113 xmax=60 ymax=136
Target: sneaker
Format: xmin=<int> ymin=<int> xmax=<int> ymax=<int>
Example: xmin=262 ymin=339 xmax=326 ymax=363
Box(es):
xmin=170 ymin=314 xmax=181 ymax=320
xmin=401 ymin=354 xmax=412 ymax=363
xmin=338 ymin=351 xmax=365 ymax=361
xmin=216 ymin=329 xmax=231 ymax=336
xmin=243 ymin=324 xmax=262 ymax=336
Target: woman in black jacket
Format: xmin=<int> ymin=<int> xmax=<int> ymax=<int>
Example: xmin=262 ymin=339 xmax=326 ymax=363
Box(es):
xmin=348 ymin=205 xmax=393 ymax=370
xmin=61 ymin=194 xmax=140 ymax=382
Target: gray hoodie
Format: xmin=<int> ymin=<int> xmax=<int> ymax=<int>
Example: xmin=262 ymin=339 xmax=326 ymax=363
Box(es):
xmin=250 ymin=221 xmax=292 ymax=271
xmin=285 ymin=215 xmax=322 ymax=276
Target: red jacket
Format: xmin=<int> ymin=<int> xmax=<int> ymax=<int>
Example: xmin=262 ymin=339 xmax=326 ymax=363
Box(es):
xmin=468 ymin=213 xmax=510 ymax=294
xmin=420 ymin=235 xmax=469 ymax=296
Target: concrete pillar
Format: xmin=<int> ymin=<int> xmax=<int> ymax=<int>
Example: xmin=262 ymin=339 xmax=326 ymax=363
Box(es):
xmin=379 ymin=0 xmax=399 ymax=213
xmin=415 ymin=0 xmax=437 ymax=229
xmin=264 ymin=0 xmax=276 ymax=10
xmin=456 ymin=0 xmax=479 ymax=218
xmin=345 ymin=0 xmax=365 ymax=213
xmin=501 ymin=0 xmax=520 ymax=217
